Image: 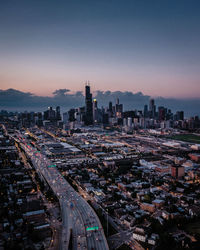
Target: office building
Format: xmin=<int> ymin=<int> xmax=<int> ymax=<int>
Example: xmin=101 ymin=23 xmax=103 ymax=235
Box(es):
xmin=93 ymin=99 xmax=98 ymax=123
xmin=116 ymin=98 xmax=123 ymax=118
xmin=85 ymin=83 xmax=93 ymax=125
xmin=149 ymin=99 xmax=156 ymax=118
xmin=144 ymin=104 xmax=148 ymax=118
xmin=56 ymin=106 xmax=61 ymax=120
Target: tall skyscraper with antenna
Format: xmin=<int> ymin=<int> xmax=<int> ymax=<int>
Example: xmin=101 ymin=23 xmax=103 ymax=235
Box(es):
xmin=85 ymin=81 xmax=93 ymax=125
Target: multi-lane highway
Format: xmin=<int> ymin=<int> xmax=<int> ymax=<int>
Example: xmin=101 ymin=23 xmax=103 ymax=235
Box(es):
xmin=15 ymin=132 xmax=109 ymax=250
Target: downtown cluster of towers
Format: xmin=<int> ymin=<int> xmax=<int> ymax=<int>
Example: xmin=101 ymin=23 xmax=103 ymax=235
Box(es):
xmin=66 ymin=84 xmax=185 ymax=129
xmin=10 ymin=83 xmax=197 ymax=130
xmin=84 ymin=83 xmax=123 ymax=125
xmin=67 ymin=83 xmax=124 ymax=126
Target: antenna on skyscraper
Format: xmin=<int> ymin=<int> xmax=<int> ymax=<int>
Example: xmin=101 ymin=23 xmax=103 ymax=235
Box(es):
xmin=85 ymin=80 xmax=90 ymax=86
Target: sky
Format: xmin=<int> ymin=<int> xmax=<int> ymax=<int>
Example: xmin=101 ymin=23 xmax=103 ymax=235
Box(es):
xmin=0 ymin=0 xmax=200 ymax=98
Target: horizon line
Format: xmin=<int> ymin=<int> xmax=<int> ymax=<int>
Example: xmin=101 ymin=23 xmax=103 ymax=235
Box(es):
xmin=1 ymin=87 xmax=200 ymax=100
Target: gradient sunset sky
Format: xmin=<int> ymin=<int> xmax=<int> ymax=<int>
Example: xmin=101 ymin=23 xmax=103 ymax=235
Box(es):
xmin=0 ymin=0 xmax=200 ymax=98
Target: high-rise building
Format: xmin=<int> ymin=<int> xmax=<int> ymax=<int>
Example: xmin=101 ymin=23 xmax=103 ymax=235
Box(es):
xmin=78 ymin=107 xmax=85 ymax=123
xmin=144 ymin=104 xmax=148 ymax=118
xmin=127 ymin=117 xmax=133 ymax=127
xmin=62 ymin=112 xmax=69 ymax=124
xmin=56 ymin=106 xmax=61 ymax=120
xmin=85 ymin=83 xmax=93 ymax=125
xmin=108 ymin=101 xmax=113 ymax=117
xmin=102 ymin=113 xmax=109 ymax=125
xmin=158 ymin=106 xmax=166 ymax=121
xmin=176 ymin=111 xmax=184 ymax=121
xmin=116 ymin=98 xmax=123 ymax=118
xmin=68 ymin=109 xmax=76 ymax=122
xmin=93 ymin=99 xmax=98 ymax=123
xmin=109 ymin=102 xmax=112 ymax=112
xmin=44 ymin=107 xmax=56 ymax=121
xmin=149 ymin=99 xmax=156 ymax=118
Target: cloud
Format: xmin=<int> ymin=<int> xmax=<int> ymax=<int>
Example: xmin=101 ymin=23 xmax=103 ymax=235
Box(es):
xmin=0 ymin=88 xmax=84 ymax=111
xmin=0 ymin=88 xmax=199 ymax=117
xmin=52 ymin=89 xmax=70 ymax=96
xmin=0 ymin=88 xmax=33 ymax=98
xmin=94 ymin=90 xmax=150 ymax=110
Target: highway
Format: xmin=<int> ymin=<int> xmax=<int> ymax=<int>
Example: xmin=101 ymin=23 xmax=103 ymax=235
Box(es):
xmin=15 ymin=132 xmax=109 ymax=250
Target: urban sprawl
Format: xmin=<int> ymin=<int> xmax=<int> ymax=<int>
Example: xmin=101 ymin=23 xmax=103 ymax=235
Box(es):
xmin=1 ymin=85 xmax=200 ymax=250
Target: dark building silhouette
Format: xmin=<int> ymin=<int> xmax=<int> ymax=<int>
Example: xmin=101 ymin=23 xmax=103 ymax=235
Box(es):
xmin=68 ymin=109 xmax=76 ymax=122
xmin=176 ymin=111 xmax=184 ymax=121
xmin=149 ymin=99 xmax=156 ymax=118
xmin=85 ymin=83 xmax=93 ymax=125
xmin=43 ymin=106 xmax=61 ymax=122
xmin=108 ymin=101 xmax=113 ymax=117
xmin=56 ymin=106 xmax=61 ymax=120
xmin=158 ymin=106 xmax=166 ymax=121
xmin=109 ymin=102 xmax=112 ymax=112
xmin=93 ymin=99 xmax=98 ymax=123
xmin=44 ymin=107 xmax=56 ymax=121
xmin=144 ymin=104 xmax=148 ymax=118
xmin=115 ymin=98 xmax=123 ymax=118
xmin=102 ymin=113 xmax=109 ymax=125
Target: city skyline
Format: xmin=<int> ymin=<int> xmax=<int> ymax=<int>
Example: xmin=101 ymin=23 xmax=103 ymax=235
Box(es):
xmin=1 ymin=86 xmax=200 ymax=117
xmin=1 ymin=1 xmax=200 ymax=248
xmin=0 ymin=0 xmax=200 ymax=98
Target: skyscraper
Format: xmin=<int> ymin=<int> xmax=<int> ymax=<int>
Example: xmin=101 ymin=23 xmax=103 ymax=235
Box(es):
xmin=158 ymin=106 xmax=166 ymax=121
xmin=144 ymin=104 xmax=148 ymax=118
xmin=85 ymin=83 xmax=93 ymax=125
xmin=56 ymin=106 xmax=61 ymax=120
xmin=93 ymin=99 xmax=98 ymax=123
xmin=116 ymin=98 xmax=123 ymax=118
xmin=149 ymin=99 xmax=156 ymax=118
xmin=108 ymin=101 xmax=113 ymax=118
xmin=109 ymin=102 xmax=112 ymax=112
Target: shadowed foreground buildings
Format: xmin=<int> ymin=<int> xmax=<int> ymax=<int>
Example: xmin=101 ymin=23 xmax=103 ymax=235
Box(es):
xmin=1 ymin=105 xmax=200 ymax=249
xmin=0 ymin=125 xmax=53 ymax=249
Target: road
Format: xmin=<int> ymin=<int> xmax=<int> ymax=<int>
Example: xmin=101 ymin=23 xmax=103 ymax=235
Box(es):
xmin=16 ymin=141 xmax=61 ymax=249
xmin=108 ymin=231 xmax=133 ymax=250
xmin=78 ymin=177 xmax=144 ymax=250
xmin=15 ymin=131 xmax=109 ymax=250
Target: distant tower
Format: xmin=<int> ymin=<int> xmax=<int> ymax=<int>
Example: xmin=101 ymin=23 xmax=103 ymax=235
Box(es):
xmin=93 ymin=99 xmax=98 ymax=123
xmin=56 ymin=106 xmax=61 ymax=120
xmin=109 ymin=101 xmax=113 ymax=117
xmin=116 ymin=98 xmax=123 ymax=118
xmin=85 ymin=82 xmax=93 ymax=125
xmin=144 ymin=104 xmax=148 ymax=118
xmin=109 ymin=102 xmax=112 ymax=112
xmin=149 ymin=99 xmax=156 ymax=118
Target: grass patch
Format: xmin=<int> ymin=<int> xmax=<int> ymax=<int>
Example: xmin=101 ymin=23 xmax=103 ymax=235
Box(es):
xmin=169 ymin=134 xmax=200 ymax=144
